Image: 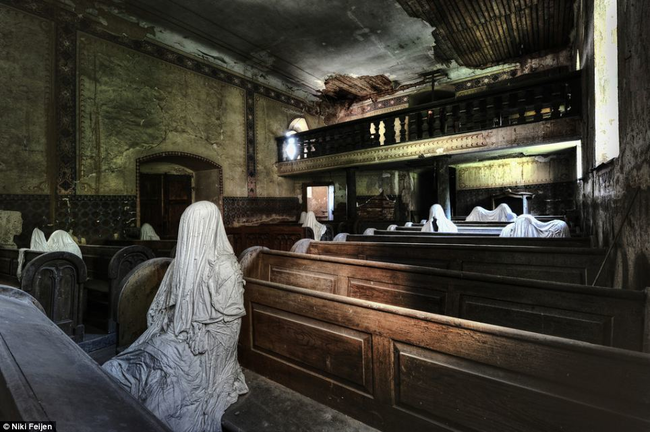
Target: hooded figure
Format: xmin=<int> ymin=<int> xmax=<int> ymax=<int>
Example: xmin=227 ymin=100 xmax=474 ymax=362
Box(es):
xmin=30 ymin=228 xmax=49 ymax=251
xmin=421 ymin=204 xmax=458 ymax=233
xmin=47 ymin=230 xmax=83 ymax=259
xmin=103 ymin=201 xmax=248 ymax=432
xmin=140 ymin=223 xmax=161 ymax=241
xmin=466 ymin=203 xmax=517 ymax=222
xmin=302 ymin=211 xmax=327 ymax=240
xmin=500 ymin=214 xmax=570 ymax=238
xmin=17 ymin=228 xmax=51 ymax=280
xmin=298 ymin=211 xmax=307 ymax=224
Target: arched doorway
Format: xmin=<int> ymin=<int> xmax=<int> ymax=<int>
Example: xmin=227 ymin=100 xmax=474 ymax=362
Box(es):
xmin=136 ymin=152 xmax=223 ymax=238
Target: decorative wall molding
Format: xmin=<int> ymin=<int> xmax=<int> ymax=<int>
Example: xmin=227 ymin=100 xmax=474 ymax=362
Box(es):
xmin=277 ymin=117 xmax=581 ymax=176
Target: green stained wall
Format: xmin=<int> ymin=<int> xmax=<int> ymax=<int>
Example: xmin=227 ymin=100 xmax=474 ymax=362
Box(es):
xmin=0 ymin=5 xmax=54 ymax=194
xmin=254 ymin=95 xmax=323 ymax=197
xmin=77 ymin=33 xmax=247 ymax=197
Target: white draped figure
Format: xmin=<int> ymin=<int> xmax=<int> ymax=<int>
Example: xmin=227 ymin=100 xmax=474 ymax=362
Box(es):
xmin=500 ymin=214 xmax=570 ymax=238
xmin=421 ymin=204 xmax=458 ymax=233
xmin=298 ymin=211 xmax=307 ymax=224
xmin=140 ymin=223 xmax=161 ymax=241
xmin=103 ymin=201 xmax=248 ymax=432
xmin=466 ymin=203 xmax=517 ymax=222
xmin=302 ymin=211 xmax=326 ymax=240
xmin=47 ymin=230 xmax=83 ymax=259
xmin=30 ymin=228 xmax=49 ymax=251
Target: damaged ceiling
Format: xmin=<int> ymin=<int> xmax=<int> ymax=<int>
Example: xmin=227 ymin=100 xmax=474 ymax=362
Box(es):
xmin=126 ymin=0 xmax=576 ymax=103
xmin=397 ymin=0 xmax=576 ymax=67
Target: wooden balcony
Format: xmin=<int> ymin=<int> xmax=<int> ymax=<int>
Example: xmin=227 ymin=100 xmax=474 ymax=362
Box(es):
xmin=276 ymin=72 xmax=582 ymax=175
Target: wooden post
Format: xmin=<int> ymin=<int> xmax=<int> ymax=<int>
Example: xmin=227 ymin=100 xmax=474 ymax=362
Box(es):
xmin=346 ymin=168 xmax=357 ymax=221
xmin=436 ymin=157 xmax=451 ymax=219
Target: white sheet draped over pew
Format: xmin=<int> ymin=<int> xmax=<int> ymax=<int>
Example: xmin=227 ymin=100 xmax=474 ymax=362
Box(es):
xmin=466 ymin=203 xmax=517 ymax=222
xmin=501 ymin=214 xmax=570 ymax=238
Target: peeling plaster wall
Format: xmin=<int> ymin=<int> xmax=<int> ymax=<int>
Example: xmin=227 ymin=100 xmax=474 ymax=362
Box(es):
xmin=78 ymin=33 xmax=247 ymax=197
xmin=456 ymin=153 xmax=576 ymax=191
xmin=254 ymin=95 xmax=323 ymax=198
xmin=455 ymin=152 xmax=578 ymax=216
xmin=0 ymin=5 xmax=54 ymax=194
xmin=580 ymin=0 xmax=650 ymax=291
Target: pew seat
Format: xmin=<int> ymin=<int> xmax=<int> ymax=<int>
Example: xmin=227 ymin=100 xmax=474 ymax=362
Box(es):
xmin=241 ymin=248 xmax=648 ymax=351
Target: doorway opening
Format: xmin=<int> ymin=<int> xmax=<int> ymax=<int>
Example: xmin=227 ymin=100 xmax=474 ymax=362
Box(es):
xmin=304 ymin=184 xmax=334 ymax=221
xmin=136 ymin=152 xmax=223 ymax=238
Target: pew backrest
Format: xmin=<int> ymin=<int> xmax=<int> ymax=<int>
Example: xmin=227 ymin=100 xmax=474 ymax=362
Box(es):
xmin=301 ymin=240 xmax=611 ymax=286
xmin=241 ymin=278 xmax=650 ymax=432
xmin=0 ymin=288 xmax=172 ymax=431
xmin=116 ymin=258 xmax=173 ymax=352
xmin=242 ymin=249 xmax=648 ymax=351
xmin=20 ymin=251 xmax=87 ymax=341
xmin=354 ymin=232 xmax=592 ymax=247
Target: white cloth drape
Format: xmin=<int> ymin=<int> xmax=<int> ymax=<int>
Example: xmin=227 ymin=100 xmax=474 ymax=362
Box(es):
xmin=17 ymin=229 xmax=82 ymax=279
xmin=140 ymin=223 xmax=161 ymax=241
xmin=421 ymin=204 xmax=458 ymax=233
xmin=103 ymin=201 xmax=248 ymax=432
xmin=30 ymin=228 xmax=48 ymax=251
xmin=298 ymin=211 xmax=307 ymax=224
xmin=302 ymin=211 xmax=326 ymax=240
xmin=500 ymin=214 xmax=570 ymax=238
xmin=466 ymin=204 xmax=517 ymax=222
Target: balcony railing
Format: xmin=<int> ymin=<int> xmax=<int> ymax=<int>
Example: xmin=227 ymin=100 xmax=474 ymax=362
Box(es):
xmin=277 ymin=71 xmax=581 ymax=163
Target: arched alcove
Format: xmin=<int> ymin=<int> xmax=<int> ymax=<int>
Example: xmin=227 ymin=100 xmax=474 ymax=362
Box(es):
xmin=135 ymin=152 xmax=223 ymax=238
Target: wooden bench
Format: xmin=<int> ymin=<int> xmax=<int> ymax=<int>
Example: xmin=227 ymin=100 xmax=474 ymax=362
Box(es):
xmin=0 ymin=249 xmax=87 ymax=342
xmin=80 ymin=245 xmax=155 ymax=333
xmin=240 ymin=277 xmax=650 ymax=432
xmin=116 ymin=258 xmax=173 ymax=352
xmin=294 ymin=240 xmax=611 ymax=286
xmin=348 ymin=232 xmax=593 ymax=247
xmin=241 ymin=248 xmax=648 ymax=351
xmin=0 ymin=286 xmax=172 ymax=431
xmin=395 ymin=225 xmax=504 ymax=235
xmin=226 ymin=224 xmax=316 ymax=256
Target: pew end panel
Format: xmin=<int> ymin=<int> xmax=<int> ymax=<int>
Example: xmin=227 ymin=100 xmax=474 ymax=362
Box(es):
xmin=240 ymin=279 xmax=650 ymax=432
xmin=116 ymin=258 xmax=173 ymax=353
xmin=21 ymin=251 xmax=87 ymax=342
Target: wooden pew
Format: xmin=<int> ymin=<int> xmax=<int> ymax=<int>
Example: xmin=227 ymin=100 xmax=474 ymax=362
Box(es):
xmin=116 ymin=258 xmax=173 ymax=352
xmin=240 ymin=278 xmax=650 ymax=432
xmin=241 ymin=248 xmax=648 ymax=351
xmin=226 ymin=224 xmax=315 ymax=256
xmin=347 ymin=232 xmax=592 ymax=247
xmin=80 ymin=245 xmax=155 ymax=333
xmin=0 ymin=248 xmax=86 ymax=341
xmin=94 ymin=239 xmax=177 ymax=257
xmin=0 ymin=286 xmax=172 ymax=431
xmin=295 ymin=240 xmax=611 ymax=286
xmin=395 ymin=225 xmax=504 ymax=235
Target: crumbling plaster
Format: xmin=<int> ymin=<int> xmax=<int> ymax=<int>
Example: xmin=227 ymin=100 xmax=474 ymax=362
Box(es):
xmin=580 ymin=0 xmax=650 ymax=291
xmin=0 ymin=5 xmax=54 ymax=194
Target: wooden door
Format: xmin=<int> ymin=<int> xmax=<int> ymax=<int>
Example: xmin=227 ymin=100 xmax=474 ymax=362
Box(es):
xmin=163 ymin=174 xmax=192 ymax=238
xmin=139 ymin=173 xmax=192 ymax=238
xmin=140 ymin=174 xmax=164 ymax=234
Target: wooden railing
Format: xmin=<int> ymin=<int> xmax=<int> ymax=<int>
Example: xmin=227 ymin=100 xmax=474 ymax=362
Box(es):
xmin=277 ymin=71 xmax=581 ymax=162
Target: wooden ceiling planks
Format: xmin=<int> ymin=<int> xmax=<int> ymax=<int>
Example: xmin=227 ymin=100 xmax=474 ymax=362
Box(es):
xmin=397 ymin=0 xmax=575 ymax=67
